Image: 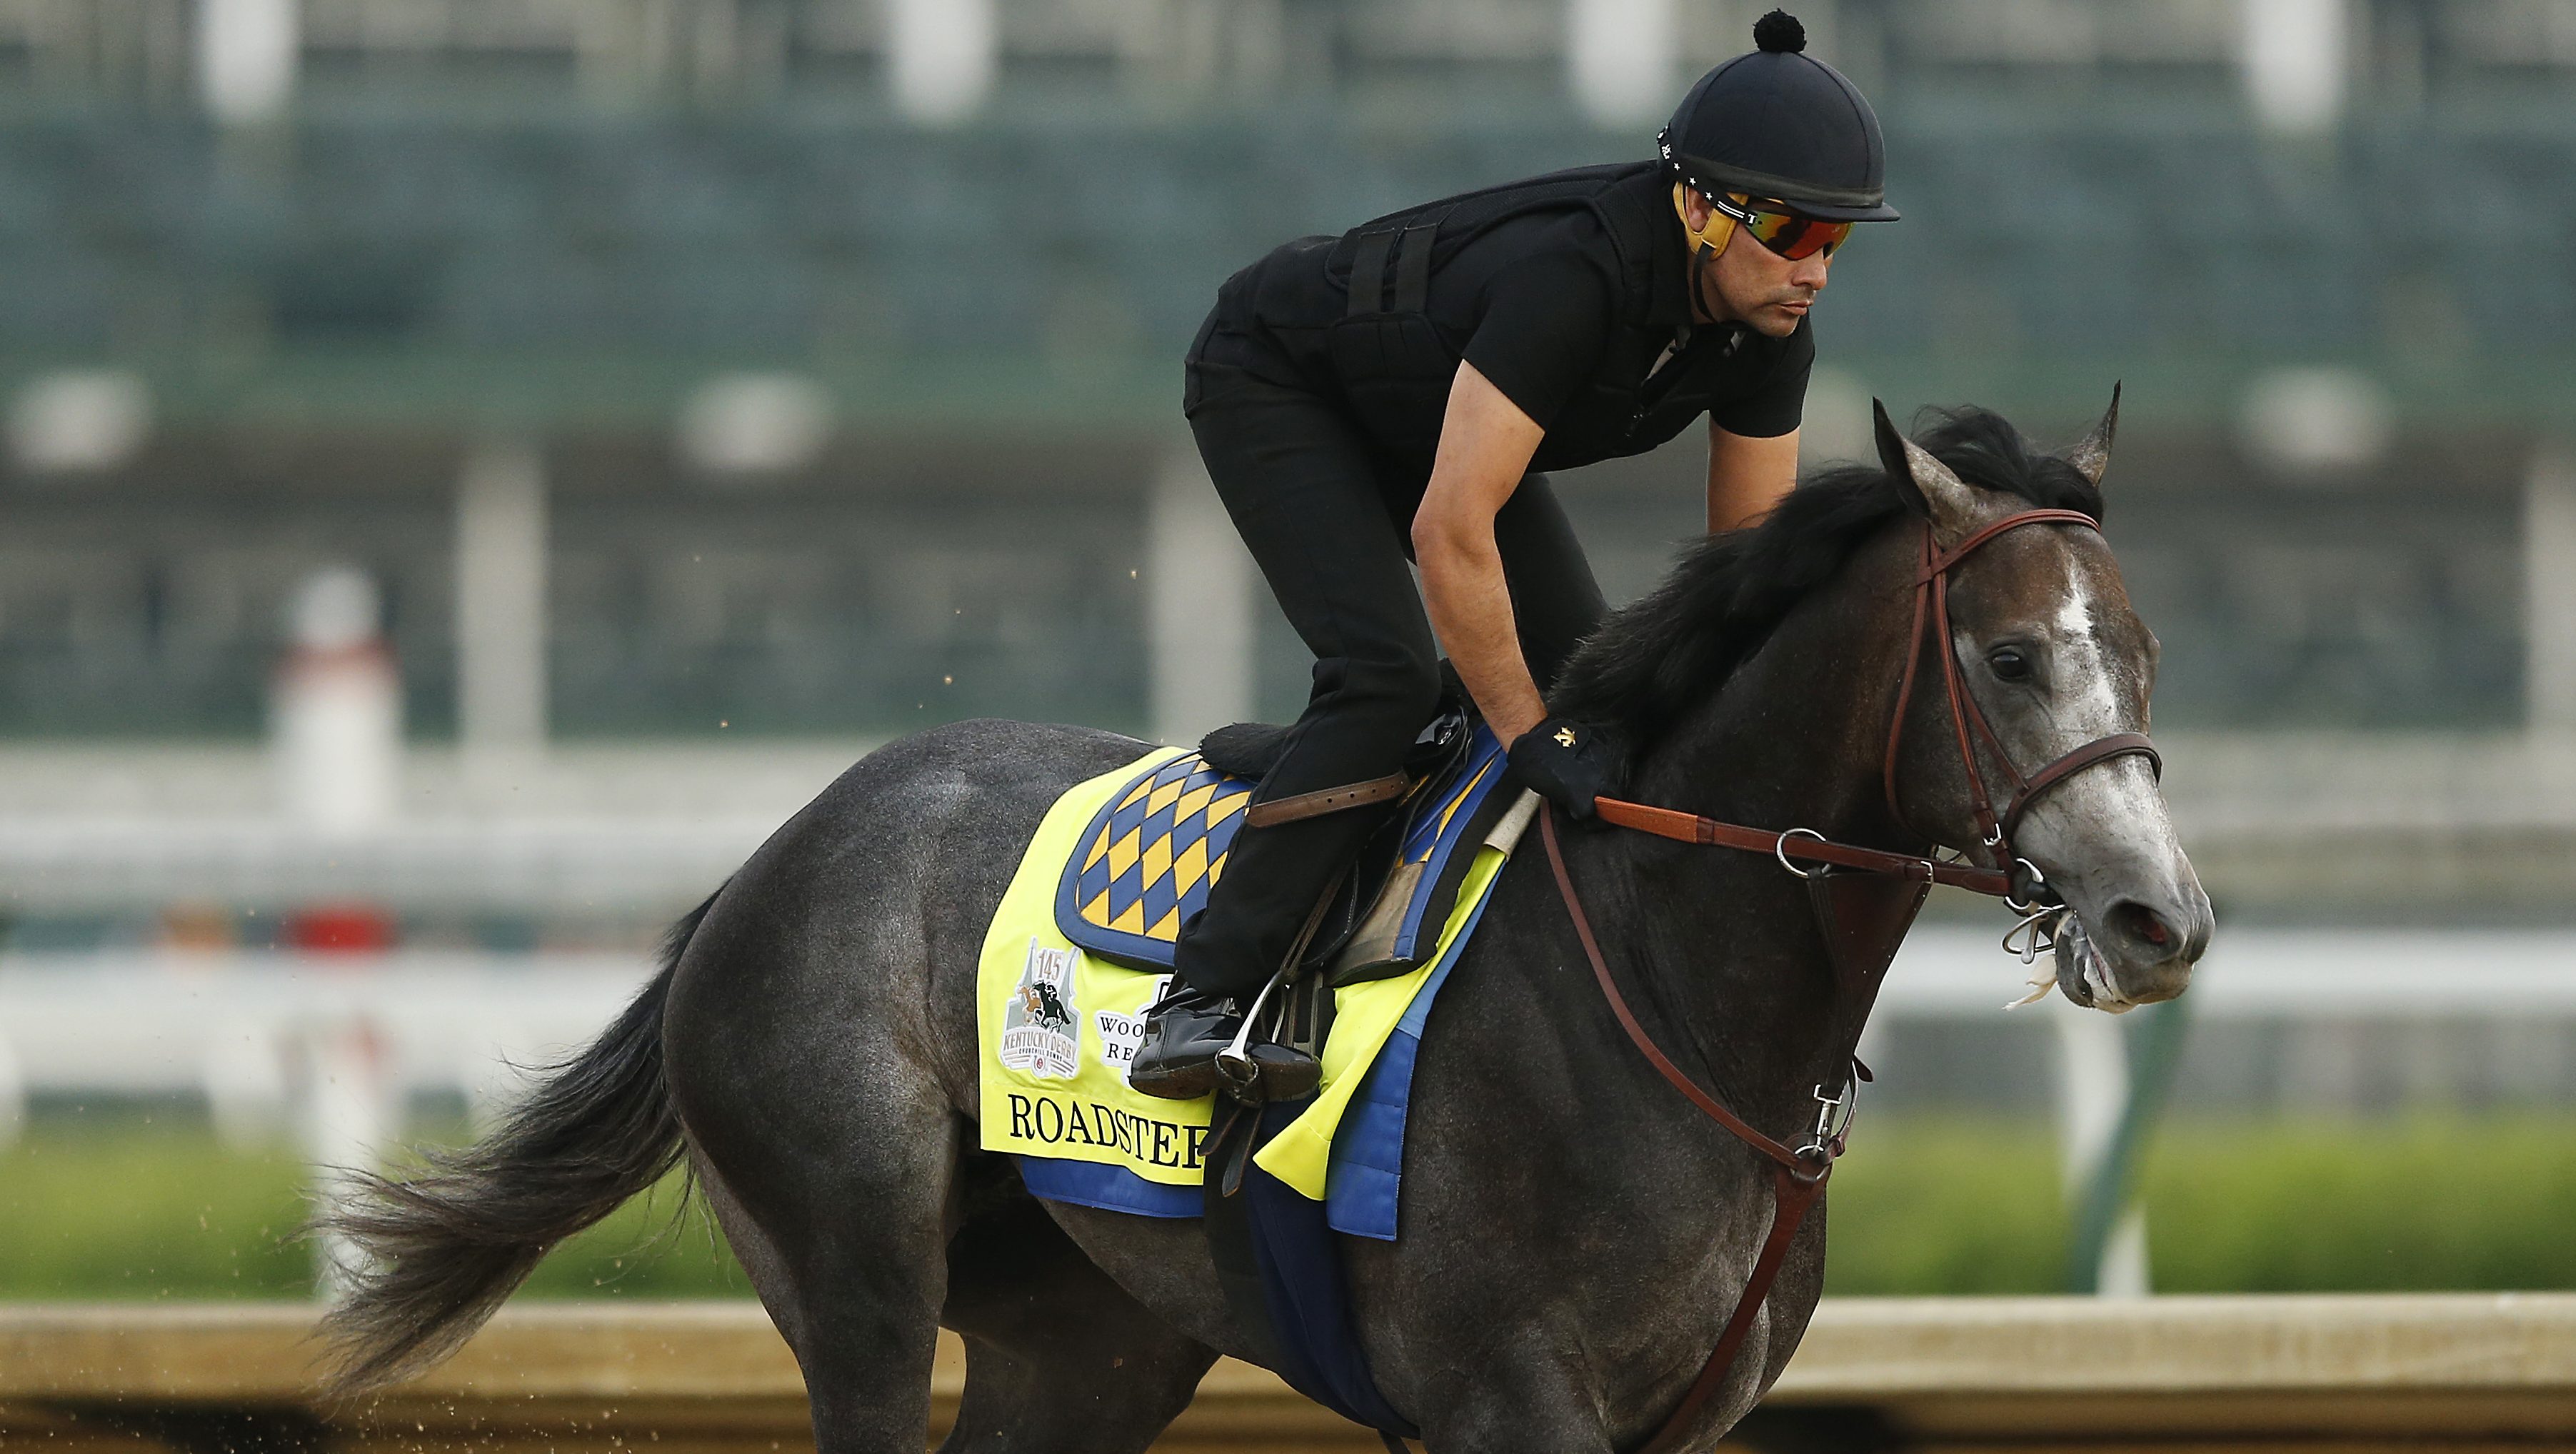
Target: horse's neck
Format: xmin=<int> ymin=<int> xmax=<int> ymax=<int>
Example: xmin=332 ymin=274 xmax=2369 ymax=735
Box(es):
xmin=1629 ymin=629 xmax=1895 ymax=841
xmin=1580 ymin=543 xmax=1911 ymax=1120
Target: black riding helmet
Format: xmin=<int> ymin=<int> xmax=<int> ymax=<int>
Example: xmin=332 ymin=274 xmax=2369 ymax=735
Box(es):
xmin=1658 ymin=10 xmax=1899 ymax=224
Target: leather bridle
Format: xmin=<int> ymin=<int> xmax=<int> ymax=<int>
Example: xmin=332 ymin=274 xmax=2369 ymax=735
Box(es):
xmin=1540 ymin=508 xmax=2162 ymax=1454
xmin=1884 ymin=508 xmax=2160 ymax=858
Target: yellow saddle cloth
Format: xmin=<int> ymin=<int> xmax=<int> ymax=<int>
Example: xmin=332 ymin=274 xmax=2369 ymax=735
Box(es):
xmin=976 ymin=745 xmax=1520 ymax=1231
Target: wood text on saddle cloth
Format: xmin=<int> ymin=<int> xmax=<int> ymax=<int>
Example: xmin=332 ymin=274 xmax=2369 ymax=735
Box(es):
xmin=1001 ymin=1091 xmax=1211 ymax=1170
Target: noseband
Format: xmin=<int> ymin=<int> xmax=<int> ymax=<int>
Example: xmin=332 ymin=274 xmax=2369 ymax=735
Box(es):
xmin=1543 ymin=508 xmax=2160 ymax=1454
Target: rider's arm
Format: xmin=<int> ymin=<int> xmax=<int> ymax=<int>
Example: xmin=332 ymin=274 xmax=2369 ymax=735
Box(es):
xmin=1706 ymin=423 xmax=1801 ymax=533
xmin=1705 ymin=315 xmax=1815 ymax=533
xmin=1413 ymin=360 xmax=1550 ymax=747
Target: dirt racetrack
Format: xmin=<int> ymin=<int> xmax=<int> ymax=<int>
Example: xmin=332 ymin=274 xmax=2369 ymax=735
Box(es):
xmin=9 ymin=1295 xmax=2576 ymax=1453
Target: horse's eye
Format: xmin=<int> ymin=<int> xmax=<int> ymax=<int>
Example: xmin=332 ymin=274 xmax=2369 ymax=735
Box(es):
xmin=1989 ymin=646 xmax=2032 ymax=682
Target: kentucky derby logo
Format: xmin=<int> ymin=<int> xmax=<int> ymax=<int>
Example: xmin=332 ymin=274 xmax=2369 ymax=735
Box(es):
xmin=999 ymin=938 xmax=1081 ymax=1079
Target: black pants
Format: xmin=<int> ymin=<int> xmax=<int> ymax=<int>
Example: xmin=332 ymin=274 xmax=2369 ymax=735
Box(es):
xmin=1172 ymin=335 xmax=1608 ymax=1000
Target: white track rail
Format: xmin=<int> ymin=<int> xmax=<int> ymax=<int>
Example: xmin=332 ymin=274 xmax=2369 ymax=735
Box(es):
xmin=0 ymin=927 xmax=2563 ymax=1108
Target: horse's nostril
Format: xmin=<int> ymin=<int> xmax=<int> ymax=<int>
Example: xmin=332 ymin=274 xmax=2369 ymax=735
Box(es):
xmin=2112 ymin=901 xmax=2173 ymax=951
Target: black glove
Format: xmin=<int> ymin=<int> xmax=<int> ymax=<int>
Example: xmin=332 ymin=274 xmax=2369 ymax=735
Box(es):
xmin=1507 ymin=716 xmax=1613 ymax=821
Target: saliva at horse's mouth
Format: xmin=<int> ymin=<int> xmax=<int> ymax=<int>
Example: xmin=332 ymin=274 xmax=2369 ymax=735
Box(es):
xmin=2053 ymin=914 xmax=2190 ymax=1013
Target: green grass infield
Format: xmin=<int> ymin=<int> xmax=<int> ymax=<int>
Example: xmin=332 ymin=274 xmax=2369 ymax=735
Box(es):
xmin=4 ymin=1113 xmax=2572 ymax=1300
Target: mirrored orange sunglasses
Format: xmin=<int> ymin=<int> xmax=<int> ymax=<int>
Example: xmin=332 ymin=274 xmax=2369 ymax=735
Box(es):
xmin=1712 ymin=193 xmax=1853 ymax=261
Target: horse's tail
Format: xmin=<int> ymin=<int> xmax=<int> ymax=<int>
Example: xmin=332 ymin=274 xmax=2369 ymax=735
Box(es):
xmin=314 ymin=887 xmax=722 ymax=1394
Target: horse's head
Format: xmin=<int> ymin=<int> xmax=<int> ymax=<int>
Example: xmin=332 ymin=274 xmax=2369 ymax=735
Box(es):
xmin=1875 ymin=391 xmax=2212 ymax=1011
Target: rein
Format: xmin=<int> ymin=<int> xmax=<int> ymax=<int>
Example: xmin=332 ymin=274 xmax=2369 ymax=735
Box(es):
xmin=1544 ymin=510 xmax=2160 ymax=1454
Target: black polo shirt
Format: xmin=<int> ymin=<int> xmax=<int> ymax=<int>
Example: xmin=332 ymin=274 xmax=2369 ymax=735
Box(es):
xmin=1198 ymin=161 xmax=1813 ymax=480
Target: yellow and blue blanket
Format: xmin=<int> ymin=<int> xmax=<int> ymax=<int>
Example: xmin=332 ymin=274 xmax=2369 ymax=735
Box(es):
xmin=976 ymin=740 xmax=1518 ymax=1240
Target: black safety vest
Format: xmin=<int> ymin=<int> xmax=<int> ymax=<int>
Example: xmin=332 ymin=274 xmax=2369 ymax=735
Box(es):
xmin=1226 ymin=160 xmax=1766 ymax=476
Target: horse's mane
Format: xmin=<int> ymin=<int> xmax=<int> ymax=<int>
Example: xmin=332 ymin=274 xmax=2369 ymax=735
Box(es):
xmin=1550 ymin=406 xmax=2107 ymax=753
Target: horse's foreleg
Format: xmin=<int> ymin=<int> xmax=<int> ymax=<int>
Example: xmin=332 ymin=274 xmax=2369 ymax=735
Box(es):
xmin=1410 ymin=1335 xmax=1621 ymax=1454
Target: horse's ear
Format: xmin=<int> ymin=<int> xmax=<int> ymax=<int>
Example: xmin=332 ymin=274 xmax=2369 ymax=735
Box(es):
xmin=2065 ymin=381 xmax=2120 ymax=488
xmin=1873 ymin=398 xmax=1979 ymax=545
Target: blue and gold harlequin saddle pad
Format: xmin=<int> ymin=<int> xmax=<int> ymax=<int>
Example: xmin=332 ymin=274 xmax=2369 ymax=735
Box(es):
xmin=1053 ymin=753 xmax=1252 ymax=961
xmin=1051 ymin=723 xmax=1513 ymax=973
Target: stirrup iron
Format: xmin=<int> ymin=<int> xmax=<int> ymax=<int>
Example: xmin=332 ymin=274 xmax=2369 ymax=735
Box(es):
xmin=1213 ymin=970 xmax=1320 ymax=1103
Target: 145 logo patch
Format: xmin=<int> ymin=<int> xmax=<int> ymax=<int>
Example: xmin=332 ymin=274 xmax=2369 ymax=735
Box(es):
xmin=998 ymin=938 xmax=1081 ymax=1079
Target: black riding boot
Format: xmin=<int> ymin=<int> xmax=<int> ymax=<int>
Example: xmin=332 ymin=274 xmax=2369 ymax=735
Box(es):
xmin=1129 ymin=983 xmax=1243 ymax=1100
xmin=1131 ymin=982 xmax=1323 ymax=1103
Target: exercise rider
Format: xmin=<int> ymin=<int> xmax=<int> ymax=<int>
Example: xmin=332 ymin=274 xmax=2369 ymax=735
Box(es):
xmin=1131 ymin=10 xmax=1900 ymax=1099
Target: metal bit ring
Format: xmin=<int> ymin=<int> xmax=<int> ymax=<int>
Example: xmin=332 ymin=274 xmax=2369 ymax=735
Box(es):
xmin=1774 ymin=827 xmax=1829 ymax=880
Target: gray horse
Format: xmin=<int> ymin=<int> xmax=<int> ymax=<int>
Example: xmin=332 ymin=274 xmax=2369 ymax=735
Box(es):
xmin=319 ymin=398 xmax=2211 ymax=1454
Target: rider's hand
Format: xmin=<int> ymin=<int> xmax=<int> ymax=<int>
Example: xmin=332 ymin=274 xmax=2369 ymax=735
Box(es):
xmin=1507 ymin=716 xmax=1613 ymax=821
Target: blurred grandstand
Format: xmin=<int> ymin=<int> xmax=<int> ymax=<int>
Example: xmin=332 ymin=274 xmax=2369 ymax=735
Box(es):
xmin=0 ymin=0 xmax=2574 ymax=1171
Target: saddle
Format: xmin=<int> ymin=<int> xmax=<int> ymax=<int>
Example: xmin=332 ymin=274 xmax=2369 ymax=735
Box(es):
xmin=1055 ymin=696 xmax=1517 ymax=992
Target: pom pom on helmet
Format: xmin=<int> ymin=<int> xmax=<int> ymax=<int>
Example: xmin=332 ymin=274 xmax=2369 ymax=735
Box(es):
xmin=1752 ymin=9 xmax=1806 ymax=54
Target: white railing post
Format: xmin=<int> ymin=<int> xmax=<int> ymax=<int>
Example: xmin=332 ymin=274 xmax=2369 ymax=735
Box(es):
xmin=1568 ymin=0 xmax=1675 ymax=129
xmin=1148 ymin=448 xmax=1256 ymax=748
xmin=199 ymin=0 xmax=297 ymax=124
xmin=2526 ymin=444 xmax=2576 ymax=733
xmin=273 ymin=568 xmax=403 ymax=836
xmin=204 ymin=1018 xmax=291 ymax=1150
xmin=303 ymin=1016 xmax=393 ymax=1300
xmin=2055 ymin=1011 xmax=2151 ymax=1296
xmin=2240 ymin=0 xmax=2347 ymax=134
xmin=890 ymin=0 xmax=995 ymax=125
xmin=456 ymin=444 xmax=551 ymax=767
xmin=0 ymin=1033 xmax=22 ymax=1149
